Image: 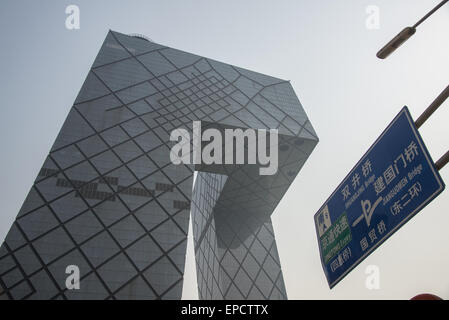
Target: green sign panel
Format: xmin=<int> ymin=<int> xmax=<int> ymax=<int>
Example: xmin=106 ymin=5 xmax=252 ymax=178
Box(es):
xmin=320 ymin=213 xmax=352 ymax=264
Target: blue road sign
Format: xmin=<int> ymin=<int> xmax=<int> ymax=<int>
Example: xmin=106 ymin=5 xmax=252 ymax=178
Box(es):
xmin=314 ymin=106 xmax=445 ymax=289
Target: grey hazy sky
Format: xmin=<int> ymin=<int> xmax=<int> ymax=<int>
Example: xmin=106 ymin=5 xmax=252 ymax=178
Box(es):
xmin=0 ymin=0 xmax=448 ymax=299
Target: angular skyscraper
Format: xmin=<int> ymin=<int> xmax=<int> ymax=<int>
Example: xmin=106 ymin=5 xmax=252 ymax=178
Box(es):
xmin=0 ymin=31 xmax=318 ymax=300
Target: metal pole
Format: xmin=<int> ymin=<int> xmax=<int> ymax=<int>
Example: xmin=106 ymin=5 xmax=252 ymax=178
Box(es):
xmin=435 ymin=150 xmax=449 ymax=171
xmin=414 ymin=85 xmax=449 ymax=129
xmin=413 ymin=85 xmax=449 ymax=171
xmin=413 ymin=0 xmax=449 ymax=28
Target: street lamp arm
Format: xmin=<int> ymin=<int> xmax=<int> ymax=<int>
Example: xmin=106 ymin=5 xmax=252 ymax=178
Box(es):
xmin=376 ymin=27 xmax=416 ymax=59
xmin=377 ymin=0 xmax=449 ymax=59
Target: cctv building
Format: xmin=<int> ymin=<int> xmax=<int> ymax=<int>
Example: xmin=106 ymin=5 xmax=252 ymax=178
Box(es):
xmin=0 ymin=31 xmax=318 ymax=300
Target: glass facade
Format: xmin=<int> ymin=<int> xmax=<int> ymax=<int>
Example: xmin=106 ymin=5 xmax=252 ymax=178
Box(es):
xmin=0 ymin=31 xmax=318 ymax=300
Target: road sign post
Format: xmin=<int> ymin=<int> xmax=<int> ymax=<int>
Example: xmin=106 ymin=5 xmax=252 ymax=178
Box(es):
xmin=315 ymin=106 xmax=445 ymax=289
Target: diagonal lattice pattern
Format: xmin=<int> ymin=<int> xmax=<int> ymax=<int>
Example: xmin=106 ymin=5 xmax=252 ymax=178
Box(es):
xmin=0 ymin=30 xmax=317 ymax=300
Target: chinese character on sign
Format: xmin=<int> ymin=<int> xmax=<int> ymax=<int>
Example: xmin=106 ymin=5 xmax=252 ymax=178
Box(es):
xmin=322 ymin=236 xmax=329 ymax=250
xmin=390 ymin=201 xmax=403 ymax=216
xmin=394 ymin=153 xmax=407 ymax=172
xmin=352 ymin=173 xmax=361 ymax=189
xmin=342 ymin=185 xmax=351 ymax=201
xmin=334 ymin=222 xmax=342 ymax=237
xmin=401 ymin=193 xmax=411 ymax=207
xmin=408 ymin=182 xmax=422 ymax=199
xmin=368 ymin=229 xmax=377 ymax=243
xmin=377 ymin=220 xmax=387 ymax=235
xmin=328 ymin=229 xmax=335 ymax=243
xmin=340 ymin=215 xmax=349 ymax=230
xmin=342 ymin=247 xmax=351 ymax=261
xmin=330 ymin=259 xmax=340 ymax=272
xmin=362 ymin=160 xmax=372 ymax=177
xmin=360 ymin=237 xmax=369 ymax=251
xmin=338 ymin=254 xmax=344 ymax=266
xmin=373 ymin=176 xmax=386 ymax=195
xmin=404 ymin=141 xmax=419 ymax=162
xmin=383 ymin=165 xmax=396 ymax=185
